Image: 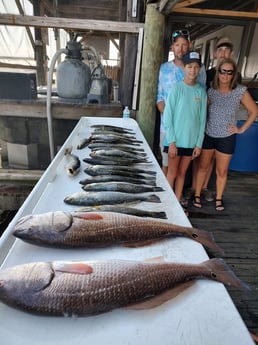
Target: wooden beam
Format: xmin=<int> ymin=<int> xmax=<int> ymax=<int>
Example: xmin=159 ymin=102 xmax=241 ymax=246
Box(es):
xmin=159 ymin=0 xmax=180 ymax=14
xmin=173 ymin=0 xmax=206 ymax=9
xmin=171 ymin=7 xmax=258 ymax=20
xmin=159 ymin=0 xmax=176 ymax=12
xmin=105 ymin=32 xmax=120 ymax=51
xmin=0 ymin=14 xmax=144 ymax=33
xmin=15 ymin=0 xmax=35 ymax=49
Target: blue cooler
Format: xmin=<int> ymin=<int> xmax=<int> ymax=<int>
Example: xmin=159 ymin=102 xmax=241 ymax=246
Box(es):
xmin=229 ymin=120 xmax=258 ymax=172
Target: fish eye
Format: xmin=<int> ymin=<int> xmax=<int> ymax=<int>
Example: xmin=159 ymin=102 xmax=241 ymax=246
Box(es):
xmin=192 ymin=233 xmax=198 ymax=239
xmin=211 ymin=272 xmax=217 ymax=279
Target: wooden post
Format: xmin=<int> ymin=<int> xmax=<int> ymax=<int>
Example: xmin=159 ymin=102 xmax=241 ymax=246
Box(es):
xmin=119 ymin=0 xmax=143 ymax=110
xmin=137 ymin=3 xmax=165 ymax=150
xmin=33 ymin=0 xmax=47 ymax=86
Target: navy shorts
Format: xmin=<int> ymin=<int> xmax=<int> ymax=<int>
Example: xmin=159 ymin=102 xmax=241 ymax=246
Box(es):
xmin=202 ymin=134 xmax=236 ymax=154
xmin=163 ymin=146 xmax=194 ymax=157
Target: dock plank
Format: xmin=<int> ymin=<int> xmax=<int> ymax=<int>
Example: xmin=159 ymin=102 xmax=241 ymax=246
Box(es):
xmin=188 ymin=170 xmax=258 ymax=339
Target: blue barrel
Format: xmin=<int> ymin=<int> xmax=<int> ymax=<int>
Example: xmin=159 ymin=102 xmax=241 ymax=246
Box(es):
xmin=229 ymin=120 xmax=258 ymax=172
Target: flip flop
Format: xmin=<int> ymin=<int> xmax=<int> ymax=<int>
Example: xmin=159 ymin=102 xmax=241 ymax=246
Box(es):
xmin=215 ymin=199 xmax=225 ymax=211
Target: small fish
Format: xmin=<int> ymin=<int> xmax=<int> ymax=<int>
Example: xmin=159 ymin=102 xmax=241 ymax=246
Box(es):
xmin=0 ymin=258 xmax=248 ymax=316
xmin=82 ymin=182 xmax=164 ymax=193
xmin=84 ymin=165 xmax=156 ymax=177
xmin=90 ymin=149 xmax=147 ymax=159
xmin=13 ymin=211 xmax=221 ymax=253
xmin=64 ymin=192 xmax=161 ymax=206
xmin=88 ymin=143 xmax=145 ymax=153
xmin=83 ymin=167 xmax=155 ymax=180
xmin=79 ymin=175 xmax=156 ymax=186
xmin=91 ymin=130 xmax=137 ymax=140
xmin=91 ymin=124 xmax=134 ymax=134
xmin=75 ymin=205 xmax=167 ymax=219
xmin=90 ymin=133 xmax=138 ymax=142
xmin=89 ymin=134 xmax=142 ymax=146
xmin=64 ymin=147 xmax=81 ymax=176
xmin=83 ymin=157 xmax=151 ymax=166
xmin=90 ymin=138 xmax=141 ymax=146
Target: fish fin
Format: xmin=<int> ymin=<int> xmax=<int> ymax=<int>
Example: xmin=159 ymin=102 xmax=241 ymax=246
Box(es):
xmin=202 ymin=258 xmax=250 ymax=291
xmin=123 ymin=240 xmax=156 ymax=248
xmin=74 ymin=206 xmax=101 ymax=212
xmin=126 ymin=281 xmax=195 ymax=310
xmin=146 ymin=194 xmax=161 ymax=203
xmin=54 ymin=262 xmax=93 ymax=275
xmin=73 ymin=212 xmax=104 ymax=220
xmin=143 ymin=256 xmax=166 ymax=263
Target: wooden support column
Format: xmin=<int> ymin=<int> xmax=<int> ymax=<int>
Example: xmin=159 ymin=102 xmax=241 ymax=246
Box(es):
xmin=137 ymin=3 xmax=165 ymax=150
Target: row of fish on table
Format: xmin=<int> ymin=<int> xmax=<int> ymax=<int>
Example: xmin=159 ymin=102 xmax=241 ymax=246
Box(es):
xmin=0 ymin=124 xmax=249 ymax=317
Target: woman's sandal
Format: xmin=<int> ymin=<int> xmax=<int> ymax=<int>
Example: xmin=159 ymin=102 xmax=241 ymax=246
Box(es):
xmin=215 ymin=199 xmax=225 ymax=211
xmin=192 ymin=196 xmax=202 ymax=209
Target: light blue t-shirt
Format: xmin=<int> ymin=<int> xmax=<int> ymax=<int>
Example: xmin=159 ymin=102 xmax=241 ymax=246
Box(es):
xmin=157 ymin=60 xmax=206 ymax=133
xmin=163 ymin=80 xmax=207 ymax=149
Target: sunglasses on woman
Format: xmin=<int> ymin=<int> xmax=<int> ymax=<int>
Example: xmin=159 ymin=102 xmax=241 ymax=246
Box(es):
xmin=172 ymin=29 xmax=190 ymax=42
xmin=219 ymin=69 xmax=234 ymax=75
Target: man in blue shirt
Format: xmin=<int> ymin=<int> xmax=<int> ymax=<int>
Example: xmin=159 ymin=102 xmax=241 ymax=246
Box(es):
xmin=156 ymin=29 xmax=206 ymax=176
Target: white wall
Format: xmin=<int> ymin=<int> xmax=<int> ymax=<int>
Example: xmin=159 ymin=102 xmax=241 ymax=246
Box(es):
xmin=243 ymin=23 xmax=258 ymax=79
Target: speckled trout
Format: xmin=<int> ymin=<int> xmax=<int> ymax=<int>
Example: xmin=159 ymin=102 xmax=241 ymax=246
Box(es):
xmin=64 ymin=191 xmax=160 ymax=206
xmin=81 ymin=182 xmax=164 ymax=193
xmin=0 ymin=258 xmax=249 ymax=316
xmin=13 ymin=211 xmax=223 ymax=253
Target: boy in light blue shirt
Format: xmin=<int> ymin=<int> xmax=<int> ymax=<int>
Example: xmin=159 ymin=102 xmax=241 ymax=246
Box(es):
xmin=163 ymin=51 xmax=207 ymax=210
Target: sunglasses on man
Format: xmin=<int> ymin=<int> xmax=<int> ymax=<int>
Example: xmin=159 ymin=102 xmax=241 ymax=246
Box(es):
xmin=172 ymin=29 xmax=190 ymax=42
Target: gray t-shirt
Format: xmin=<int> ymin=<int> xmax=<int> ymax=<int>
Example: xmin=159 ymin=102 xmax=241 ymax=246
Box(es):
xmin=206 ymin=85 xmax=246 ymax=138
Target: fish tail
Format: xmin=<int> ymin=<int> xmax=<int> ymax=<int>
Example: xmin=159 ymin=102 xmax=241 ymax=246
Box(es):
xmin=77 ymin=138 xmax=90 ymax=149
xmin=203 ymin=258 xmax=250 ymax=291
xmin=144 ymin=171 xmax=156 ymax=176
xmin=152 ymin=211 xmax=167 ymax=219
xmin=153 ymin=187 xmax=164 ymax=192
xmin=146 ymin=194 xmax=161 ymax=203
xmin=189 ymin=227 xmax=224 ymax=255
xmin=65 ymin=146 xmax=73 ymax=155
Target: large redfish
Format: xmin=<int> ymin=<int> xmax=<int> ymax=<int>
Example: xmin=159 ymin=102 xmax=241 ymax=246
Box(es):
xmin=13 ymin=211 xmax=223 ymax=254
xmin=0 ymin=258 xmax=249 ymax=316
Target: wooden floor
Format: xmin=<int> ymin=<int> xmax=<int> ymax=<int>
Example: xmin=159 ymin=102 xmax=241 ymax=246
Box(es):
xmin=186 ymin=170 xmax=258 ymax=341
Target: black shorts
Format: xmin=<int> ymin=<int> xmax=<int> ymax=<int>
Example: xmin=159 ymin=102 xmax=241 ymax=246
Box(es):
xmin=202 ymin=134 xmax=236 ymax=154
xmin=163 ymin=146 xmax=194 ymax=157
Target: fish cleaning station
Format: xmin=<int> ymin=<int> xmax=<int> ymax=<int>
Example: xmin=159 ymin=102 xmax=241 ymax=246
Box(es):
xmin=0 ymin=1 xmax=258 ymax=345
